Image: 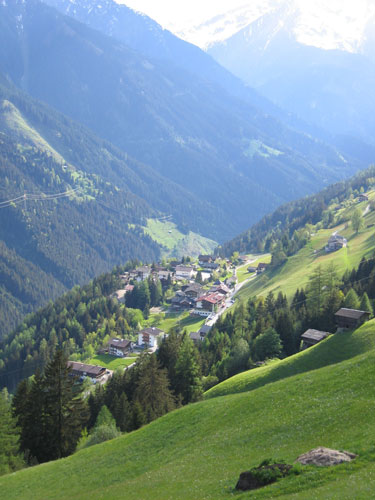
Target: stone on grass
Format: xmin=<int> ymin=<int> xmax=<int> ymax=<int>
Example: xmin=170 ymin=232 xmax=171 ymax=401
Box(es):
xmin=296 ymin=447 xmax=357 ymax=467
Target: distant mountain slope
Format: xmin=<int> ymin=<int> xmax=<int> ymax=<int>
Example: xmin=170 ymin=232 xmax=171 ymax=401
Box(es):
xmin=2 ymin=320 xmax=375 ymax=498
xmin=0 ymin=0 xmax=361 ymax=240
xmin=208 ymin=5 xmax=375 ymax=151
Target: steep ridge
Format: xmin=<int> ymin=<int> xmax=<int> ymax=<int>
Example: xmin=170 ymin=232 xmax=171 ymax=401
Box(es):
xmin=1 ymin=320 xmax=375 ymax=498
xmin=0 ymin=0 xmax=361 ymax=239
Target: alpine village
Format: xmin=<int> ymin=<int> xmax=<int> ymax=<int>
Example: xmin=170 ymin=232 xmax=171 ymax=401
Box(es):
xmin=2 ymin=0 xmax=375 ymax=498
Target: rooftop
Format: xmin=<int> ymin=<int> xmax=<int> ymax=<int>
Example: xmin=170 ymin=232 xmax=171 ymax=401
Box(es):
xmin=301 ymin=329 xmax=330 ymax=342
xmin=335 ymin=308 xmax=370 ymax=320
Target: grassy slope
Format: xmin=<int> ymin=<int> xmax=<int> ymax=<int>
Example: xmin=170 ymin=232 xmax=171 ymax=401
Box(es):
xmin=2 ymin=321 xmax=375 ymax=499
xmin=85 ymin=354 xmax=136 ymax=370
xmin=236 ymin=253 xmax=272 ymax=283
xmin=205 ymin=320 xmax=375 ymax=399
xmin=144 ymin=219 xmax=217 ymax=258
xmin=237 ymin=197 xmax=375 ymax=301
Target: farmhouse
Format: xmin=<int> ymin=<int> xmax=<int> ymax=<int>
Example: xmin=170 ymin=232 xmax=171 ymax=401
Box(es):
xmin=108 ymin=338 xmax=133 ymax=357
xmin=68 ymin=361 xmax=107 ymax=383
xmin=257 ymin=263 xmax=268 ymax=273
xmin=182 ymin=283 xmax=204 ymax=298
xmin=359 ymin=194 xmax=369 ymax=202
xmin=198 ymin=255 xmax=215 ymax=265
xmin=136 ymin=266 xmax=151 ymax=281
xmin=301 ymin=329 xmax=330 ymax=350
xmin=138 ymin=327 xmax=165 ymax=348
xmin=325 ymin=234 xmax=347 ymax=252
xmin=335 ymin=308 xmax=370 ymax=330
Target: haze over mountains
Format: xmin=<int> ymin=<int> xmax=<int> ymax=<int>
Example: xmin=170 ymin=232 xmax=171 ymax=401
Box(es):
xmin=0 ymin=0 xmax=373 ymax=332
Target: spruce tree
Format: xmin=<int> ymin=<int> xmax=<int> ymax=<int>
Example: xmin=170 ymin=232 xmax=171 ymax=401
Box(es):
xmin=131 ymin=400 xmax=146 ymax=430
xmin=360 ymin=292 xmax=373 ymax=317
xmin=343 ymin=289 xmax=360 ymax=310
xmin=175 ymin=336 xmax=202 ymax=404
xmin=0 ymin=389 xmax=23 ymax=475
xmin=42 ymin=350 xmax=88 ymax=461
xmin=114 ymin=392 xmax=131 ymax=432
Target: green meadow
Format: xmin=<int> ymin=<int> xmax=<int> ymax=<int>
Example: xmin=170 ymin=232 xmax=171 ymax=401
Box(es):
xmin=3 ymin=319 xmax=375 ymax=499
xmin=237 ymin=198 xmax=375 ymax=301
xmin=85 ymin=354 xmax=136 ymax=370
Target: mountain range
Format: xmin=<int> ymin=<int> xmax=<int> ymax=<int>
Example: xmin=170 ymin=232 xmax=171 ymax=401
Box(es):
xmin=0 ymin=0 xmax=371 ymax=333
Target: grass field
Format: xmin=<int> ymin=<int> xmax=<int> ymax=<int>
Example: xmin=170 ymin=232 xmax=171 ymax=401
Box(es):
xmin=3 ymin=320 xmax=375 ymax=499
xmin=236 ymin=253 xmax=272 ymax=283
xmin=143 ymin=219 xmax=217 ymax=258
xmin=237 ymin=201 xmax=375 ymax=302
xmin=85 ymin=354 xmax=136 ymax=370
xmin=154 ymin=311 xmax=206 ymax=333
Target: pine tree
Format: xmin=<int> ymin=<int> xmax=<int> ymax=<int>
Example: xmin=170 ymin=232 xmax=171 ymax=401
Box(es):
xmin=114 ymin=392 xmax=131 ymax=432
xmin=360 ymin=292 xmax=373 ymax=317
xmin=42 ymin=350 xmax=88 ymax=461
xmin=175 ymin=336 xmax=202 ymax=404
xmin=0 ymin=389 xmax=23 ymax=475
xmin=131 ymin=400 xmax=146 ymax=430
xmin=343 ymin=289 xmax=360 ymax=310
xmin=134 ymin=355 xmax=176 ymax=422
xmin=94 ymin=405 xmax=116 ymax=429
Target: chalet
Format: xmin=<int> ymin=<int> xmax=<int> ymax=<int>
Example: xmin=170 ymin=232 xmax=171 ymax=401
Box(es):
xmin=183 ymin=283 xmax=204 ymax=298
xmin=202 ymin=262 xmax=219 ymax=270
xmin=215 ymin=283 xmax=230 ymax=295
xmin=335 ymin=308 xmax=370 ymax=330
xmin=108 ymin=338 xmax=133 ymax=357
xmin=68 ymin=361 xmax=108 ymax=383
xmin=301 ymin=329 xmax=330 ymax=350
xmin=359 ymin=194 xmax=369 ymax=202
xmin=136 ymin=266 xmax=151 ymax=281
xmin=171 ymin=291 xmax=195 ymax=309
xmin=198 ymin=255 xmax=215 ymax=265
xmin=247 ymin=266 xmax=257 ymax=273
xmin=196 ymin=292 xmax=225 ymax=312
xmin=238 ymin=255 xmax=248 ymax=263
xmin=325 ymin=234 xmax=347 ymax=252
xmin=175 ymin=265 xmax=195 ymax=280
xmin=137 ymin=327 xmax=165 ymax=348
xmin=158 ymin=270 xmax=172 ymax=282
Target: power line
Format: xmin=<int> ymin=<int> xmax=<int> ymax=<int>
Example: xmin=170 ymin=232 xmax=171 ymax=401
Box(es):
xmin=0 ymin=187 xmax=82 ymax=209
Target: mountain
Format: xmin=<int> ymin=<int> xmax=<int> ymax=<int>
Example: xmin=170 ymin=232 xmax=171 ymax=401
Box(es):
xmin=0 ymin=0 xmax=361 ymax=242
xmin=0 ymin=79 xmax=222 ymax=335
xmin=206 ymin=2 xmax=375 ymax=150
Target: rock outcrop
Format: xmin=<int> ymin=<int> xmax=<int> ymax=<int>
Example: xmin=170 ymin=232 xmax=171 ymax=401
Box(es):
xmin=296 ymin=447 xmax=357 ymax=467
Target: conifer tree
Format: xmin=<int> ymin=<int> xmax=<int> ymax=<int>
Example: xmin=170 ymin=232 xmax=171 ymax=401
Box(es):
xmin=360 ymin=292 xmax=373 ymax=317
xmin=0 ymin=389 xmax=23 ymax=475
xmin=114 ymin=392 xmax=131 ymax=432
xmin=131 ymin=400 xmax=147 ymax=430
xmin=175 ymin=336 xmax=202 ymax=404
xmin=343 ymin=289 xmax=360 ymax=310
xmin=134 ymin=355 xmax=176 ymax=422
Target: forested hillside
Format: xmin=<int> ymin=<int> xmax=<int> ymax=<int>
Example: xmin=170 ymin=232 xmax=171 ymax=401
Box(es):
xmin=0 ymin=0 xmax=362 ymax=241
xmin=218 ymin=165 xmax=375 ymax=257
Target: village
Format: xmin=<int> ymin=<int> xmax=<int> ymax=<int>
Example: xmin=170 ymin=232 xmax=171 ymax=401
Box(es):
xmin=68 ymin=253 xmax=271 ymax=384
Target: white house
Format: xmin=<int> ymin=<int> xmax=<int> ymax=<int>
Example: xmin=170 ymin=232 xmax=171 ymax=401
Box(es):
xmin=137 ymin=327 xmax=165 ymax=348
xmin=175 ymin=265 xmax=195 ymax=280
xmin=108 ymin=338 xmax=133 ymax=357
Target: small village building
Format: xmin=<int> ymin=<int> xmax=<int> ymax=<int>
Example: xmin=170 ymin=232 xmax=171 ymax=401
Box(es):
xmin=359 ymin=194 xmax=369 ymax=202
xmin=247 ymin=266 xmax=257 ymax=273
xmin=108 ymin=338 xmax=133 ymax=357
xmin=112 ymin=289 xmax=127 ymax=304
xmin=175 ymin=265 xmax=195 ymax=280
xmin=183 ymin=283 xmax=204 ymax=298
xmin=136 ymin=266 xmax=151 ymax=281
xmin=198 ymin=255 xmax=215 ymax=265
xmin=189 ymin=331 xmax=201 ymax=344
xmin=171 ymin=291 xmax=195 ymax=310
xmin=335 ymin=308 xmax=370 ymax=330
xmin=137 ymin=327 xmax=165 ymax=348
xmin=158 ymin=270 xmax=172 ymax=282
xmin=238 ymin=255 xmax=248 ymax=263
xmin=196 ymin=292 xmax=225 ymax=312
xmin=68 ymin=361 xmax=108 ymax=383
xmin=199 ymin=324 xmax=212 ymax=338
xmin=257 ymin=263 xmax=268 ymax=273
xmin=325 ymin=234 xmax=347 ymax=252
xmin=301 ymin=329 xmax=330 ymax=350
xmin=225 ymin=276 xmax=237 ymax=288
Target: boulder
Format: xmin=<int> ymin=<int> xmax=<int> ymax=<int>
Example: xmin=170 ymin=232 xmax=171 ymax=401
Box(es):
xmin=296 ymin=447 xmax=357 ymax=467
